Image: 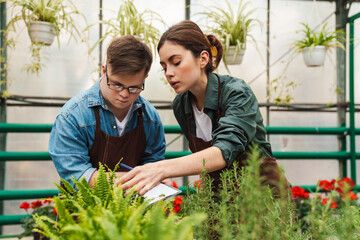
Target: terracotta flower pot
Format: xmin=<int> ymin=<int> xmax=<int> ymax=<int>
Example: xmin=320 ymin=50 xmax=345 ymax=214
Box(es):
xmin=302 ymin=46 xmax=327 ymax=67
xmin=224 ymin=46 xmax=245 ymax=65
xmin=29 ymin=21 xmax=56 ymax=46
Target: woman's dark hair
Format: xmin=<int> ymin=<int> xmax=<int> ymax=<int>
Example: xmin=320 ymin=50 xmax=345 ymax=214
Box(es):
xmin=157 ymin=20 xmax=223 ymax=74
xmin=107 ymin=35 xmax=152 ymax=76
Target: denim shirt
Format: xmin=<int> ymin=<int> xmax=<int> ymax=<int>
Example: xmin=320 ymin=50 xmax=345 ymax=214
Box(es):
xmin=49 ymin=79 xmax=166 ymax=186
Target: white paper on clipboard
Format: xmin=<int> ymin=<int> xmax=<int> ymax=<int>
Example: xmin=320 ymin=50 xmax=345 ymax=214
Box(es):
xmin=143 ymin=183 xmax=182 ymax=204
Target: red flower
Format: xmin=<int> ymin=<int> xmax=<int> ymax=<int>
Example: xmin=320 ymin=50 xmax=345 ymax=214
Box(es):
xmin=341 ymin=177 xmax=355 ymax=187
xmin=342 ymin=191 xmax=357 ymax=201
xmin=194 ymin=180 xmax=201 ymax=189
xmin=31 ymin=200 xmax=43 ymax=209
xmin=53 ymin=207 xmax=57 ymax=216
xmin=335 ymin=180 xmax=345 ymax=194
xmin=173 ymin=196 xmax=183 ymax=205
xmin=43 ymin=197 xmax=53 ymax=204
xmin=172 ymin=181 xmax=178 ymax=189
xmin=321 ymin=198 xmax=337 ymax=209
xmin=291 ymin=186 xmax=309 ymax=199
xmin=19 ymin=201 xmax=31 ymax=210
xmin=173 ymin=205 xmax=182 ymax=213
xmin=335 ymin=177 xmax=356 ymax=194
xmin=172 ymin=196 xmax=183 ymax=213
xmin=319 ymin=180 xmax=334 ymax=191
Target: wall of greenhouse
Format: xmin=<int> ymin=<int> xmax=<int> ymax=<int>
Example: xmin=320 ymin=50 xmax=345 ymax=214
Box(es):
xmin=1 ymin=0 xmax=360 ymax=235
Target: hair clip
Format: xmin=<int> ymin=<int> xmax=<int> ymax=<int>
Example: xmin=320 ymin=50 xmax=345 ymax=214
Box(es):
xmin=210 ymin=46 xmax=218 ymax=57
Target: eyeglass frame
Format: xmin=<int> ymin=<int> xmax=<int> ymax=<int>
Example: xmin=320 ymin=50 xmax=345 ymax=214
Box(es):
xmin=105 ymin=65 xmax=145 ymax=94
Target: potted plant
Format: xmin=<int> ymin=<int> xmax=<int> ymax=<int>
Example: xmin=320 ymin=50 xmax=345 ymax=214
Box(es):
xmin=19 ymin=198 xmax=57 ymax=240
xmin=87 ymin=0 xmax=165 ymax=54
xmin=197 ymin=0 xmax=260 ymax=71
xmin=292 ymin=22 xmax=345 ymax=67
xmin=3 ymin=0 xmax=86 ymax=73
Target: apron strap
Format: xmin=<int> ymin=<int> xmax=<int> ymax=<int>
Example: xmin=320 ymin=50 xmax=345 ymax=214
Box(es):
xmin=136 ymin=107 xmax=143 ymax=123
xmin=93 ymin=107 xmax=101 ymax=130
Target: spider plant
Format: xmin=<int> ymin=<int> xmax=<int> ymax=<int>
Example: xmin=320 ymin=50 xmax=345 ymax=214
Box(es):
xmin=292 ymin=22 xmax=345 ymax=52
xmin=87 ymin=0 xmax=165 ymax=54
xmin=4 ymin=0 xmax=85 ymax=46
xmin=3 ymin=0 xmax=86 ymax=73
xmin=291 ymin=22 xmax=345 ymax=67
xmin=197 ymin=0 xmax=261 ymax=69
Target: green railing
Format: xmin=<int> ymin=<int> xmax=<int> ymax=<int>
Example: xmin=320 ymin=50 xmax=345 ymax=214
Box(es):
xmin=0 ymin=123 xmax=359 ymax=229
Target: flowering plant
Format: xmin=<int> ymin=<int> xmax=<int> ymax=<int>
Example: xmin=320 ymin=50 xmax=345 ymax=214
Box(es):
xmin=164 ymin=181 xmax=184 ymax=215
xmin=291 ymin=186 xmax=311 ymax=219
xmin=292 ymin=177 xmax=358 ymax=219
xmin=19 ymin=198 xmax=57 ymax=239
xmin=317 ymin=177 xmax=358 ymax=210
xmin=193 ymin=180 xmax=201 ymax=189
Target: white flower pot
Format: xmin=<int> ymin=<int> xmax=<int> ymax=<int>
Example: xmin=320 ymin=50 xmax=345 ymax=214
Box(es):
xmin=29 ymin=21 xmax=56 ymax=46
xmin=224 ymin=46 xmax=245 ymax=65
xmin=302 ymin=46 xmax=327 ymax=67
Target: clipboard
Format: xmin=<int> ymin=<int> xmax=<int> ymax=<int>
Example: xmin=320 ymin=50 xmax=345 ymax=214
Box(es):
xmin=143 ymin=183 xmax=182 ymax=204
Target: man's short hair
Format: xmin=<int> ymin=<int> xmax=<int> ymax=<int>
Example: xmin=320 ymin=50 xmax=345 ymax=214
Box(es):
xmin=106 ymin=35 xmax=153 ymax=76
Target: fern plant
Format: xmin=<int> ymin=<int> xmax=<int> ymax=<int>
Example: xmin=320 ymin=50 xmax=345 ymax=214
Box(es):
xmin=34 ymin=162 xmax=206 ymax=239
xmin=54 ymin=162 xmax=120 ymax=212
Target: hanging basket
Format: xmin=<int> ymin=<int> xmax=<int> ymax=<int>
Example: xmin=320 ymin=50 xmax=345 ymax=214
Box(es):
xmin=224 ymin=46 xmax=245 ymax=65
xmin=29 ymin=21 xmax=56 ymax=46
xmin=302 ymin=46 xmax=327 ymax=67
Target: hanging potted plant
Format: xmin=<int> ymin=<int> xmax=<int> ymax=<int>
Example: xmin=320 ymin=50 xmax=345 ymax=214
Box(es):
xmin=292 ymin=22 xmax=345 ymax=67
xmin=4 ymin=0 xmax=87 ymax=73
xmin=86 ymin=0 xmax=165 ymax=55
xmin=197 ymin=0 xmax=260 ymax=71
xmin=28 ymin=21 xmax=56 ymax=46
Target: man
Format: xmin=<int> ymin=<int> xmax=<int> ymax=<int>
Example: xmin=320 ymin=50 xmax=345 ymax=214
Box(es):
xmin=49 ymin=36 xmax=166 ymax=187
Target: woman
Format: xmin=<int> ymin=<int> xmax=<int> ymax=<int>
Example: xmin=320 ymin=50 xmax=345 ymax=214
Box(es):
xmin=117 ymin=20 xmax=291 ymax=198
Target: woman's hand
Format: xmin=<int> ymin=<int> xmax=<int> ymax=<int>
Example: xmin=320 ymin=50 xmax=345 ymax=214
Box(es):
xmin=115 ymin=162 xmax=165 ymax=195
xmin=116 ymin=146 xmax=226 ymax=195
xmin=161 ymin=178 xmax=173 ymax=186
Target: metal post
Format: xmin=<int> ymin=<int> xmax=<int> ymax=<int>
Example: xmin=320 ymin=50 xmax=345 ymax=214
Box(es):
xmin=185 ymin=0 xmax=190 ymax=20
xmin=335 ymin=0 xmax=349 ymax=178
xmin=99 ymin=0 xmax=103 ymax=78
xmin=349 ymin=12 xmax=360 ymax=184
xmin=0 ymin=1 xmax=7 ymax=235
xmin=182 ymin=0 xmax=191 ymax=186
xmin=266 ymin=0 xmax=270 ymax=135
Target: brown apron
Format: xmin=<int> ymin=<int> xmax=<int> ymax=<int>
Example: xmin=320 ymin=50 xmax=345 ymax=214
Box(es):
xmin=89 ymin=106 xmax=147 ymax=172
xmin=187 ymin=76 xmax=292 ymax=198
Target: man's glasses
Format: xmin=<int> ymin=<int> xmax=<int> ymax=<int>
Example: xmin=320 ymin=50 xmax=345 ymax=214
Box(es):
xmin=105 ymin=65 xmax=144 ymax=94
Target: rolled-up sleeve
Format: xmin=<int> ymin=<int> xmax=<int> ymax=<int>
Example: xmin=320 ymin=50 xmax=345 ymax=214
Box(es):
xmin=212 ymin=86 xmax=259 ymax=168
xmin=49 ymin=115 xmax=95 ymax=186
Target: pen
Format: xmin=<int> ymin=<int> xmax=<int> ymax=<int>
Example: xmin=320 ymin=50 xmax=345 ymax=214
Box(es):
xmin=120 ymin=163 xmax=133 ymax=170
